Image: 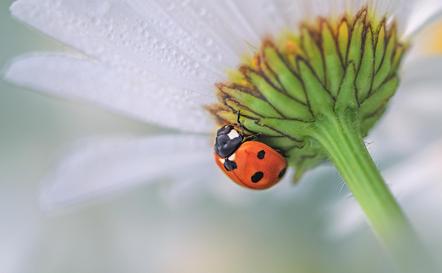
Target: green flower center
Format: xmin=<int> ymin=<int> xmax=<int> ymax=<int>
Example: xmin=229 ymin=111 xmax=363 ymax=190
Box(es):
xmin=208 ymin=7 xmax=407 ymax=181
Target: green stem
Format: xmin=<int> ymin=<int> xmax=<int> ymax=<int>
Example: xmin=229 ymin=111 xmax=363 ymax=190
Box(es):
xmin=311 ymin=112 xmax=436 ymax=272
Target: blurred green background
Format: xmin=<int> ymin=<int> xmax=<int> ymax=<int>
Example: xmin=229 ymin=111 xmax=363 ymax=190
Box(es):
xmin=1 ymin=1 xmax=437 ymax=273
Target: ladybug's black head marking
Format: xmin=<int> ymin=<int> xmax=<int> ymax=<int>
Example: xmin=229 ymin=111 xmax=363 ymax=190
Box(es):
xmin=214 ymin=125 xmax=243 ymax=158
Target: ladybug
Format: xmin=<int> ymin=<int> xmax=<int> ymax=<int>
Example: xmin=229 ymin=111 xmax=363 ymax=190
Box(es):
xmin=214 ymin=124 xmax=287 ymax=190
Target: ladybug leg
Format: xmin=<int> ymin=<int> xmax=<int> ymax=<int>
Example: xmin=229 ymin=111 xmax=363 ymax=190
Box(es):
xmin=223 ymin=158 xmax=238 ymax=171
xmin=236 ymin=111 xmax=251 ymax=131
xmin=243 ymin=133 xmax=261 ymax=142
xmin=236 ymin=110 xmax=241 ymax=125
xmin=235 ymin=111 xmax=249 ymax=133
xmin=236 ymin=111 xmax=260 ymax=140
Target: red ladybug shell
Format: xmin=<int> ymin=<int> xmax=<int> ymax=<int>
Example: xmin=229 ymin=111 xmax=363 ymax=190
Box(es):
xmin=215 ymin=141 xmax=287 ymax=190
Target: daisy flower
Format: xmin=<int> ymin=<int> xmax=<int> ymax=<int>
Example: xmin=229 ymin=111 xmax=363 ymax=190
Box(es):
xmin=3 ymin=0 xmax=442 ymax=270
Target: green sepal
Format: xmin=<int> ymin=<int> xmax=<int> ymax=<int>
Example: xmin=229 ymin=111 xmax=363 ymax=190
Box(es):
xmin=356 ymin=26 xmax=375 ymax=101
xmin=297 ymin=58 xmax=334 ymax=117
xmin=217 ymin=110 xmax=282 ymax=137
xmin=374 ymin=20 xmax=386 ymax=72
xmin=259 ymin=59 xmax=284 ymax=89
xmin=392 ymin=44 xmax=407 ymax=72
xmin=262 ymin=42 xmax=307 ymax=103
xmin=361 ymin=107 xmax=386 ymax=137
xmin=337 ymin=19 xmax=350 ymax=62
xmin=286 ymin=139 xmax=326 ymax=182
xmin=335 ymin=62 xmax=357 ymax=111
xmin=373 ymin=25 xmax=397 ymax=90
xmin=257 ymin=117 xmax=312 ymax=139
xmin=360 ymin=76 xmax=399 ymax=117
xmin=301 ymin=26 xmax=325 ymax=82
xmin=259 ymin=136 xmax=303 ymax=150
xmin=218 ymin=84 xmax=282 ymax=118
xmin=243 ymin=68 xmax=313 ymax=121
xmin=348 ymin=10 xmax=366 ymax=69
xmin=223 ymin=99 xmax=260 ymax=119
xmin=322 ymin=20 xmax=344 ymax=96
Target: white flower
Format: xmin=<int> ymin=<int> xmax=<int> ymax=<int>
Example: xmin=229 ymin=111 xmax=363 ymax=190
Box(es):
xmin=4 ymin=0 xmax=442 ymax=211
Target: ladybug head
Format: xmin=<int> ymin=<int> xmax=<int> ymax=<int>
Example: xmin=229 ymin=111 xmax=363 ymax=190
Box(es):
xmin=214 ymin=125 xmax=244 ymax=158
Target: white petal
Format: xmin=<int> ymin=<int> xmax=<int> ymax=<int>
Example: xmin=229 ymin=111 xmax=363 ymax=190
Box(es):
xmin=10 ymin=0 xmax=423 ymax=70
xmin=10 ymin=0 xmax=230 ymax=91
xmin=401 ymin=56 xmax=442 ymax=88
xmin=4 ymin=53 xmax=214 ymax=133
xmin=40 ymin=134 xmax=214 ymax=210
xmin=127 ymin=0 xmax=251 ymax=59
xmin=402 ymin=0 xmax=442 ymax=38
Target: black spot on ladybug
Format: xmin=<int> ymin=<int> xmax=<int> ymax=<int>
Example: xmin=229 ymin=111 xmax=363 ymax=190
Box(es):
xmin=224 ymin=159 xmax=237 ymax=171
xmin=251 ymin=171 xmax=264 ymax=183
xmin=257 ymin=150 xmax=265 ymax=159
xmin=278 ymin=168 xmax=287 ymax=178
